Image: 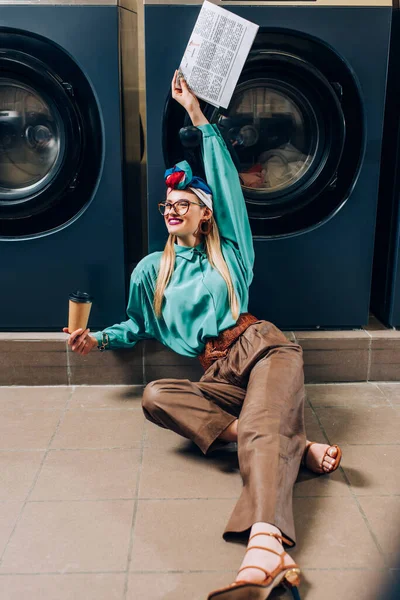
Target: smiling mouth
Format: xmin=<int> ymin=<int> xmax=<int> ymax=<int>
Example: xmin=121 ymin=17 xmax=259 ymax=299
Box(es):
xmin=168 ymin=218 xmax=183 ymax=225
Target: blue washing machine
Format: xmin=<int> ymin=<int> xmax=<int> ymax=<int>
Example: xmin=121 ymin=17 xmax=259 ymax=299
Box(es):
xmin=371 ymin=1 xmax=400 ymax=328
xmin=144 ymin=0 xmax=391 ymax=329
xmin=0 ymin=1 xmax=143 ymax=330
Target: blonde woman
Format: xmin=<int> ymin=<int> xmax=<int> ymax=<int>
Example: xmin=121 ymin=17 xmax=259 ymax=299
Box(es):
xmin=64 ymin=72 xmax=342 ymax=599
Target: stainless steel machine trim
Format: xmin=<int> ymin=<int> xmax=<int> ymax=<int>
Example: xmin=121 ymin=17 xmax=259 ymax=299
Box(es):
xmin=142 ymin=1 xmax=391 ymax=7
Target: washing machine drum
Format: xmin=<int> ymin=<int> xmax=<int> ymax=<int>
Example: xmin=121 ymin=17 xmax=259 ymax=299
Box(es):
xmin=0 ymin=31 xmax=102 ymax=238
xmin=164 ymin=42 xmax=363 ymax=237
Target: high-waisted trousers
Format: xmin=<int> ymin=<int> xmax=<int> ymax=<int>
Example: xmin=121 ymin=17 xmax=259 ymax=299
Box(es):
xmin=141 ymin=320 xmax=306 ymax=546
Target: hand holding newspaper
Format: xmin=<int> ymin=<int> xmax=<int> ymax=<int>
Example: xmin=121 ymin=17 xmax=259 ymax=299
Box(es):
xmin=178 ymin=1 xmax=259 ymax=109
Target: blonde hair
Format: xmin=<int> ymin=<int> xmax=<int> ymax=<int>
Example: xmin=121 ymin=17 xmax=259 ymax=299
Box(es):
xmin=154 ymin=214 xmax=239 ymax=321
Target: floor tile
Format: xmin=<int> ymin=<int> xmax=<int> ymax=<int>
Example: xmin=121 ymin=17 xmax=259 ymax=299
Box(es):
xmin=0 ymin=500 xmax=135 ymax=573
xmin=0 ymin=573 xmax=125 ymax=600
xmin=139 ymin=444 xmax=241 ymax=499
xmin=0 ymin=451 xmax=45 ymax=501
xmin=130 ymin=499 xmax=244 ymax=572
xmin=127 ymin=572 xmax=237 ymax=600
xmin=0 ymin=387 xmax=70 ymax=410
xmin=306 ymin=383 xmax=387 ymax=407
xmin=299 ymin=568 xmax=386 ymax=600
xmin=291 ymin=496 xmax=384 ymax=568
xmin=0 ymin=503 xmax=23 ymax=556
xmin=30 ymin=449 xmax=141 ymax=501
xmin=144 ymin=419 xmax=186 ymax=448
xmin=294 ymin=466 xmax=350 ymax=497
xmin=377 ymin=383 xmax=400 ymax=405
xmin=51 ymin=410 xmax=144 ymax=449
xmin=341 ymin=445 xmax=400 ymax=495
xmin=314 ymin=405 xmax=400 ymax=445
xmin=69 ymin=386 xmax=144 ymax=410
xmin=0 ymin=409 xmax=62 ymax=450
xmin=358 ymin=496 xmax=400 ymax=568
xmin=304 ymin=407 xmax=326 ymax=443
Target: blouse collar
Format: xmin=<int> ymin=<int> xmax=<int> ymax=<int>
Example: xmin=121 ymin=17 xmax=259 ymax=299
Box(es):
xmin=174 ymin=242 xmax=206 ymax=261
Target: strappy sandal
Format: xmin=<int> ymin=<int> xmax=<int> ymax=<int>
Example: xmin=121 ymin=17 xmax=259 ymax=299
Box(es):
xmin=302 ymin=441 xmax=342 ymax=474
xmin=207 ymin=532 xmax=301 ymax=600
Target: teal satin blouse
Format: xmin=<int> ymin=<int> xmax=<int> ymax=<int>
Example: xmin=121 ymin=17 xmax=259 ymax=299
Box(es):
xmin=93 ymin=123 xmax=255 ymax=357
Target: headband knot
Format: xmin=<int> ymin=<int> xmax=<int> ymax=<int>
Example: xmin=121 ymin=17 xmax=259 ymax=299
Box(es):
xmin=164 ymin=161 xmax=213 ymax=211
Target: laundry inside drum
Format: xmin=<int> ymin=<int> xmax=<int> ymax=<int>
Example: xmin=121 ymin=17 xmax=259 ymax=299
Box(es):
xmin=219 ymin=85 xmax=315 ymax=194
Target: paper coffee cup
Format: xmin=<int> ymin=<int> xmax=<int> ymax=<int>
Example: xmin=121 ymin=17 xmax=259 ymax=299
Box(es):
xmin=68 ymin=291 xmax=93 ymax=333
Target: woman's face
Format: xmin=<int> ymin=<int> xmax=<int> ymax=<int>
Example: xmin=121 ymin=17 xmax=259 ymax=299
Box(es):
xmin=162 ymin=189 xmax=211 ymax=240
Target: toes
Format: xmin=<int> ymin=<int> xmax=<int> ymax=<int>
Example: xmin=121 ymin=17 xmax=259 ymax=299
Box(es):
xmin=322 ymin=460 xmax=334 ymax=471
xmin=327 ymin=446 xmax=338 ymax=458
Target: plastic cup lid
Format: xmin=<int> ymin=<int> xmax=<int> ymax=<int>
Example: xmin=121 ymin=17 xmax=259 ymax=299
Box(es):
xmin=69 ymin=291 xmax=93 ymax=303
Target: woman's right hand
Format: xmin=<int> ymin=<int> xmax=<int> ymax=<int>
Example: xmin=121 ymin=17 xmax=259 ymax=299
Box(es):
xmin=62 ymin=327 xmax=98 ymax=355
xmin=171 ymin=70 xmax=208 ymax=126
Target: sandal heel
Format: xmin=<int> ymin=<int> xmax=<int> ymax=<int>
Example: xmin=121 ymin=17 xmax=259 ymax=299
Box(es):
xmin=283 ymin=568 xmax=301 ymax=599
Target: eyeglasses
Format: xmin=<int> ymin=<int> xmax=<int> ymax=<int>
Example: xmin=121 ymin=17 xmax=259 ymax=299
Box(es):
xmin=158 ymin=199 xmax=203 ymax=216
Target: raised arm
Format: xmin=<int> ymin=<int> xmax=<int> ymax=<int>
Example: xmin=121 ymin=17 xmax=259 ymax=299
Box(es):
xmin=198 ymin=123 xmax=254 ymax=270
xmin=171 ymin=71 xmax=254 ymax=273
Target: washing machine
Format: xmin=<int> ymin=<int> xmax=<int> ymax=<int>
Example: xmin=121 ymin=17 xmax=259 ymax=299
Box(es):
xmin=0 ymin=0 xmax=143 ymax=330
xmin=371 ymin=1 xmax=400 ymax=328
xmin=144 ymin=0 xmax=391 ymax=329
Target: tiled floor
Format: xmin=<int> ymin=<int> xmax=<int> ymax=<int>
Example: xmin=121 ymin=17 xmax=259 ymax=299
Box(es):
xmin=0 ymin=383 xmax=399 ymax=599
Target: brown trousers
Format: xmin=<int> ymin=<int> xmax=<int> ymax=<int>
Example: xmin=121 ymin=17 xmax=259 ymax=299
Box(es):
xmin=142 ymin=321 xmax=306 ymax=546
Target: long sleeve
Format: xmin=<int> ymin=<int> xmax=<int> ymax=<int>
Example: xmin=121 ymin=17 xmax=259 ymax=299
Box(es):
xmin=92 ymin=270 xmax=151 ymax=349
xmin=198 ymin=123 xmax=255 ymax=275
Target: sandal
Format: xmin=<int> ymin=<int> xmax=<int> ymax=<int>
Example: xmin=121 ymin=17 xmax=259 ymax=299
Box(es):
xmin=207 ymin=532 xmax=301 ymax=600
xmin=302 ymin=441 xmax=342 ymax=474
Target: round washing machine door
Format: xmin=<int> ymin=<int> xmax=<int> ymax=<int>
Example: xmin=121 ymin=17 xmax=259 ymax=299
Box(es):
xmin=163 ymin=32 xmax=364 ymax=237
xmin=0 ymin=31 xmax=102 ymax=239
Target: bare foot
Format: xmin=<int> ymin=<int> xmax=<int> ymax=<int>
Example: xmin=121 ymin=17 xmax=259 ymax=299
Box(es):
xmin=303 ymin=441 xmax=341 ymax=474
xmin=235 ymin=523 xmax=297 ymax=585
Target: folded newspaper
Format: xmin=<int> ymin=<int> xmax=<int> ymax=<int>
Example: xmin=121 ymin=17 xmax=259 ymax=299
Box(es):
xmin=178 ymin=1 xmax=259 ymax=109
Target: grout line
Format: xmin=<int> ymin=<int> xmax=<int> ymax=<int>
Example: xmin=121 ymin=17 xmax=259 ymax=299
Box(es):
xmin=0 ymin=408 xmax=144 ymax=413
xmin=375 ymin=383 xmax=398 ymax=410
xmin=0 ymin=446 xmax=143 ymax=452
xmin=1 ymin=442 xmax=399 ymax=453
xmin=367 ymin=337 xmax=373 ymax=381
xmin=370 ymin=382 xmax=393 ymax=407
xmin=308 ymin=403 xmax=390 ymax=408
xmin=0 ymin=567 xmax=390 ymax=576
xmin=0 ymin=383 xmax=71 ymax=391
xmin=0 ymin=384 xmax=146 ymax=389
xmin=65 ymin=407 xmax=144 ymax=412
xmin=305 ymin=382 xmax=377 ymax=387
xmin=0 ymin=571 xmax=127 ymax=576
xmin=0 ymin=494 xmax=398 ymax=505
xmin=123 ymin=408 xmax=147 ymax=599
xmin=66 ymin=342 xmax=71 ymax=386
xmin=0 ymin=386 xmax=75 ymax=569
